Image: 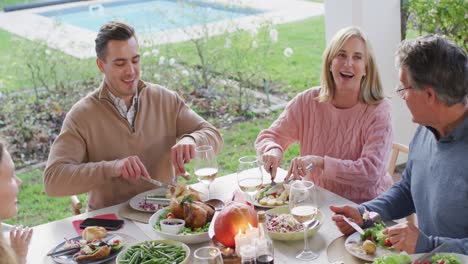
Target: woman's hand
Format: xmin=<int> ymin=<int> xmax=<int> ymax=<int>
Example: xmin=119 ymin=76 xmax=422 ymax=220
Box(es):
xmin=261 ymin=148 xmax=283 ymax=180
xmin=10 ymin=225 xmax=33 ymax=264
xmin=285 ymin=155 xmax=324 ymax=181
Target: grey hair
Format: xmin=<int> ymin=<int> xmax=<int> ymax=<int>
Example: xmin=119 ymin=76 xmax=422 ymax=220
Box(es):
xmin=395 ymin=35 xmax=467 ymax=106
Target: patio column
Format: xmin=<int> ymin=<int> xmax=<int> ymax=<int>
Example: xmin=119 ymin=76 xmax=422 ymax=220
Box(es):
xmin=325 ymin=0 xmax=417 ymax=147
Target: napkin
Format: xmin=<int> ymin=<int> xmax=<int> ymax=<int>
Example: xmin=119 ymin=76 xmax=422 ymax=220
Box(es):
xmin=72 ymin=213 xmax=123 ymax=235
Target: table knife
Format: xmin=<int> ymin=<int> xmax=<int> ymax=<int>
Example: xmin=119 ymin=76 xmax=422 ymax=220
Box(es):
xmin=410 ymin=243 xmax=445 ymax=264
xmin=342 ymin=215 xmax=365 ymax=235
xmin=141 ymin=177 xmax=169 ymax=188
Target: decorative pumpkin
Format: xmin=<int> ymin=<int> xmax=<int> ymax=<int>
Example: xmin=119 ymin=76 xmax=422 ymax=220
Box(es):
xmin=214 ymin=202 xmax=258 ymax=247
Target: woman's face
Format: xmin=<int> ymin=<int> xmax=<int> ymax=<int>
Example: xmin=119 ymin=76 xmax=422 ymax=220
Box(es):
xmin=0 ymin=149 xmax=21 ymax=220
xmin=330 ymin=36 xmax=367 ymax=93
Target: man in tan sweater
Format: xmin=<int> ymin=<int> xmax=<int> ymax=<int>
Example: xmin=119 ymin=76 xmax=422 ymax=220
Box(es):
xmin=43 ymin=21 xmax=223 ymax=210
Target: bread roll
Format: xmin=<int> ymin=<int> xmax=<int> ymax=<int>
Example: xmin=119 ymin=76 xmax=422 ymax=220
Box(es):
xmin=82 ymin=226 xmax=107 ymax=242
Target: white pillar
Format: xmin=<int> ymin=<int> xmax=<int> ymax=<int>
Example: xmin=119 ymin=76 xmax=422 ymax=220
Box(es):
xmin=325 ymin=0 xmax=417 ymax=147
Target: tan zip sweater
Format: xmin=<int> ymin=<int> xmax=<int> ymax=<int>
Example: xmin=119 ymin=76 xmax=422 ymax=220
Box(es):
xmin=43 ymin=80 xmax=223 ymax=210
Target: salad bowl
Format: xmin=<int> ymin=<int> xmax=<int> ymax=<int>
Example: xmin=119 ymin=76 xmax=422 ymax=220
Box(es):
xmin=265 ymin=205 xmax=324 ymax=241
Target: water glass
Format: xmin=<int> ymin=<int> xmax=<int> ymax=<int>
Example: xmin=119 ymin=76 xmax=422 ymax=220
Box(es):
xmin=194 ymin=246 xmax=223 ymax=264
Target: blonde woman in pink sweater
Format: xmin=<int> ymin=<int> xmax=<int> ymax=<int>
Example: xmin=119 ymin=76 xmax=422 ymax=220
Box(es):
xmin=255 ymin=26 xmax=393 ymax=203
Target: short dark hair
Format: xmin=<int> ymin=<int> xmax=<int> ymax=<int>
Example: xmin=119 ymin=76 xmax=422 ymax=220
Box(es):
xmin=95 ymin=21 xmax=136 ymax=60
xmin=396 ymin=35 xmax=467 ymax=106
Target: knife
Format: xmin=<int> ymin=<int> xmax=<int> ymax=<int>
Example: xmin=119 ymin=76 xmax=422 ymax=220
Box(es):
xmin=141 ymin=177 xmax=169 ymax=188
xmin=342 ymin=215 xmax=365 ymax=235
xmin=411 ymin=243 xmax=445 ymax=264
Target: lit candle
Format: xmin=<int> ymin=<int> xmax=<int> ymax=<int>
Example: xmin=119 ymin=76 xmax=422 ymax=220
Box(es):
xmin=234 ymin=230 xmax=249 ymax=253
xmin=234 ymin=224 xmax=259 ymax=253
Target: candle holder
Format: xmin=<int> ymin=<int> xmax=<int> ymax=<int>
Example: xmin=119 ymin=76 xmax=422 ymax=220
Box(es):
xmin=211 ymin=237 xmax=241 ymax=263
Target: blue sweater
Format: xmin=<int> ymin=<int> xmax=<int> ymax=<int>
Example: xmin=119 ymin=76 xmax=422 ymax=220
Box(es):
xmin=362 ymin=116 xmax=468 ymax=254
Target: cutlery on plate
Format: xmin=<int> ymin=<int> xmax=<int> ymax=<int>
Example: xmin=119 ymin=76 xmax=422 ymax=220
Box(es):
xmin=144 ymin=196 xmax=171 ymax=205
xmin=47 ymin=246 xmax=80 ymax=257
xmin=410 ymin=243 xmax=445 ymax=264
xmin=140 ymin=176 xmax=169 ymax=188
xmin=342 ymin=215 xmax=365 ymax=235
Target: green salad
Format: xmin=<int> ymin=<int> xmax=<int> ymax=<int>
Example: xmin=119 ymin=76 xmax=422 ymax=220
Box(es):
xmin=154 ymin=208 xmax=209 ymax=234
xmin=373 ymin=253 xmax=462 ymax=264
xmin=361 ymin=222 xmax=393 ymax=248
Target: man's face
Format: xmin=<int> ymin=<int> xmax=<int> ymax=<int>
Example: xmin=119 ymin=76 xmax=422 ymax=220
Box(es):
xmin=399 ymin=67 xmax=430 ymax=125
xmin=97 ymin=37 xmax=140 ymax=100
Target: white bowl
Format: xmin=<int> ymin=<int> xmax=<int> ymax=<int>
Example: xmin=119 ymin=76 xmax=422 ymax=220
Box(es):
xmin=160 ymin=218 xmax=185 ymax=234
xmin=148 ymin=208 xmax=211 ymax=244
xmin=265 ymin=205 xmax=324 ymax=241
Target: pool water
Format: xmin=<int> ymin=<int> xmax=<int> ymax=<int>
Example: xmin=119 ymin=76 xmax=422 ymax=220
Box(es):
xmin=39 ymin=0 xmax=262 ymax=33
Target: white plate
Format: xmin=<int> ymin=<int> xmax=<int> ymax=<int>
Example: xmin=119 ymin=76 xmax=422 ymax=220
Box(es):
xmin=129 ymin=188 xmax=168 ymax=213
xmin=251 ymin=184 xmax=289 ymax=208
xmin=410 ymin=252 xmax=468 ymax=262
xmin=148 ymin=208 xmax=211 ymax=244
xmin=344 ymin=231 xmax=398 ymax=262
xmin=48 ymin=233 xmax=136 ymax=264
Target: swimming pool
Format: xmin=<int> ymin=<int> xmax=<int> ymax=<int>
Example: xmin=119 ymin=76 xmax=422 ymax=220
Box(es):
xmin=39 ymin=0 xmax=262 ymax=33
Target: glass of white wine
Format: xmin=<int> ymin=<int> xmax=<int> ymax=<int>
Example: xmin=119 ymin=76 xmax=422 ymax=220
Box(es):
xmin=194 ymin=145 xmax=218 ymax=200
xmin=289 ymin=180 xmax=318 ymax=261
xmin=237 ymin=156 xmax=263 ymax=201
xmin=194 ymin=246 xmax=224 ymax=264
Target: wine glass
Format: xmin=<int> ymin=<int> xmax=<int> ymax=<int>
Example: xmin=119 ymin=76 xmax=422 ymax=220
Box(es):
xmin=289 ymin=180 xmax=319 ymax=260
xmin=194 ymin=145 xmax=218 ymax=200
xmin=194 ymin=246 xmax=224 ymax=264
xmin=237 ymin=156 xmax=263 ymax=202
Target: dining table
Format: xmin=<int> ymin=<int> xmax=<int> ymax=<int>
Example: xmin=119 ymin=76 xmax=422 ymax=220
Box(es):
xmin=27 ymin=168 xmax=363 ymax=264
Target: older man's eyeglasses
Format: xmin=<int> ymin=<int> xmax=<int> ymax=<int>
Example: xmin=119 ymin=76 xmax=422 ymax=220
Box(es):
xmin=396 ymin=84 xmax=413 ymax=98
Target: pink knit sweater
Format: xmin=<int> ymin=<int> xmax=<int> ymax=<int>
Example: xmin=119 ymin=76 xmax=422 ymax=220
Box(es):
xmin=255 ymin=88 xmax=393 ymax=203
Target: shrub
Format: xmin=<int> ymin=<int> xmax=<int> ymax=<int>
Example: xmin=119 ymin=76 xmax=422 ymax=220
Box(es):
xmin=407 ymin=0 xmax=467 ymax=50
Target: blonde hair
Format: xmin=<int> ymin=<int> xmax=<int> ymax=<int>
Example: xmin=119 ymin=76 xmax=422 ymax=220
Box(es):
xmin=318 ymin=26 xmax=384 ymax=104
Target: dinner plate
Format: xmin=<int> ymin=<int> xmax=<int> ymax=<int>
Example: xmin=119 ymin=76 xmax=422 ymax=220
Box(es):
xmin=148 ymin=208 xmax=211 ymax=244
xmin=265 ymin=205 xmax=324 ymax=241
xmin=410 ymin=252 xmax=468 ymax=262
xmin=344 ymin=231 xmax=398 ymax=262
xmin=115 ymin=240 xmax=190 ymax=264
xmin=48 ymin=233 xmax=135 ymax=264
xmin=128 ymin=188 xmax=168 ymax=213
xmin=251 ymin=183 xmax=289 ymax=208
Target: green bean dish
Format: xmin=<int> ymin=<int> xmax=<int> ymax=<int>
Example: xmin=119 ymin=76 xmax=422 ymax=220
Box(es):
xmin=117 ymin=240 xmax=188 ymax=264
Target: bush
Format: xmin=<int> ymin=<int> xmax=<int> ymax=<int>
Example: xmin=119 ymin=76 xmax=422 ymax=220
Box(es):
xmin=407 ymin=0 xmax=467 ymax=50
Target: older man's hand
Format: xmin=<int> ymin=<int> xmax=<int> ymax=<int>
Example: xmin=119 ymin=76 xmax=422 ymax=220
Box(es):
xmin=330 ymin=205 xmax=364 ymax=236
xmin=171 ymin=137 xmax=196 ymax=176
xmin=383 ymin=222 xmax=419 ymax=254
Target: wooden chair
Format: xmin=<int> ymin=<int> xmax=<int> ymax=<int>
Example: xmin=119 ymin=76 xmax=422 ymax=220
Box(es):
xmin=388 ymin=142 xmax=417 ymax=225
xmin=70 ymin=195 xmax=82 ymax=215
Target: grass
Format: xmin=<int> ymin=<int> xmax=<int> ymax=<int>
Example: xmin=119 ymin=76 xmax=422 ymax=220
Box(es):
xmin=3 ymin=16 xmax=321 ymax=226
